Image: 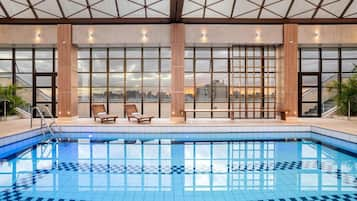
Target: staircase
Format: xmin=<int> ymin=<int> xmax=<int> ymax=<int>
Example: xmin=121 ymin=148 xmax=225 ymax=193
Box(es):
xmin=303 ymin=99 xmax=335 ymax=116
xmin=16 ymin=75 xmax=52 ymax=103
xmin=301 ymin=74 xmax=337 ymax=117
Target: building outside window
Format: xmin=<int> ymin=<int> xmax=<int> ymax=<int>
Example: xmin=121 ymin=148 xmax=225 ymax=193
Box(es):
xmin=185 ymin=47 xmax=276 ymax=119
xmin=78 ymin=47 xmax=171 ymax=118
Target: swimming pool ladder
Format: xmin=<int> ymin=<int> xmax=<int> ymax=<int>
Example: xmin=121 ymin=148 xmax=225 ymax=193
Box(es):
xmin=32 ymin=106 xmax=62 ymax=136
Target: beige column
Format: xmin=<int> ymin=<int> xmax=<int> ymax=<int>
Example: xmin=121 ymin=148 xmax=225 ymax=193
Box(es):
xmin=282 ymin=24 xmax=298 ymax=117
xmin=57 ymin=24 xmax=78 ymax=118
xmin=170 ymin=24 xmax=185 ymax=122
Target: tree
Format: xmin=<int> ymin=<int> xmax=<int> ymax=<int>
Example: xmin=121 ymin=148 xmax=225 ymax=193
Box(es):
xmin=0 ymin=85 xmax=27 ymax=116
xmin=328 ymin=65 xmax=357 ymax=116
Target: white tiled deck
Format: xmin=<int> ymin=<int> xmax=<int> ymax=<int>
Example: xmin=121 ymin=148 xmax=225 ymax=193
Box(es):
xmin=0 ymin=117 xmax=356 ymax=138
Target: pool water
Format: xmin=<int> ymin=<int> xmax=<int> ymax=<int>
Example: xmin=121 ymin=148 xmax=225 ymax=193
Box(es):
xmin=0 ymin=138 xmax=356 ymax=201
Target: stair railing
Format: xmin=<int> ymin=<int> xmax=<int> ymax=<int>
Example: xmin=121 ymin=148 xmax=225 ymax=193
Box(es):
xmin=31 ymin=106 xmax=62 ymax=136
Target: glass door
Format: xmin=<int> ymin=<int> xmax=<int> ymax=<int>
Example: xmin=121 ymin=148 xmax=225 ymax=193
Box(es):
xmin=298 ymin=73 xmax=321 ymax=117
xmin=33 ymin=73 xmax=57 ymax=117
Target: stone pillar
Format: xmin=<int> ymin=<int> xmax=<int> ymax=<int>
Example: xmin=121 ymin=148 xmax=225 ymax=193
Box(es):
xmin=170 ymin=24 xmax=185 ymax=122
xmin=283 ymin=24 xmax=298 ymax=117
xmin=57 ymin=24 xmax=78 ymax=118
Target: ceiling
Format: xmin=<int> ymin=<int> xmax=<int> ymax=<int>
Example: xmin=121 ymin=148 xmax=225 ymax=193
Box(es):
xmin=0 ymin=0 xmax=356 ymax=24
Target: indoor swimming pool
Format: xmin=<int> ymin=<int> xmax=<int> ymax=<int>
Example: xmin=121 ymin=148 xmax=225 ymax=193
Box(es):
xmin=0 ymin=133 xmax=356 ymax=201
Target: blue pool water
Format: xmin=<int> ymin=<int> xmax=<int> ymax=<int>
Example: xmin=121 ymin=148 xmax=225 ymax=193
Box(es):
xmin=0 ymin=135 xmax=356 ymax=201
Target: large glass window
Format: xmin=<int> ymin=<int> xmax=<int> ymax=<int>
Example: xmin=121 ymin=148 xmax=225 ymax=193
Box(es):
xmin=185 ymin=47 xmax=276 ymax=119
xmin=0 ymin=48 xmax=57 ymax=116
xmin=299 ymin=48 xmax=357 ymax=117
xmin=78 ymin=47 xmax=171 ymax=118
xmin=0 ymin=49 xmax=12 ymax=86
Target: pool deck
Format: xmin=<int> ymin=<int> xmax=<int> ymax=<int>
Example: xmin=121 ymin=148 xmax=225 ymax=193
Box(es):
xmin=0 ymin=117 xmax=357 ymax=139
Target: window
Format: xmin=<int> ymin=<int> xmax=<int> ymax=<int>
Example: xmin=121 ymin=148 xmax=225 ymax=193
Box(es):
xmin=0 ymin=49 xmax=12 ymax=86
xmin=299 ymin=48 xmax=357 ymax=117
xmin=78 ymin=47 xmax=171 ymax=118
xmin=0 ymin=48 xmax=57 ymax=116
xmin=184 ymin=47 xmax=276 ymax=119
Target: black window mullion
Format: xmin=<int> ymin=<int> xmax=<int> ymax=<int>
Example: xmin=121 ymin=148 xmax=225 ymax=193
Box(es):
xmin=298 ymin=48 xmax=302 ymax=117
xmin=261 ymin=47 xmax=265 ymax=119
xmin=106 ymin=48 xmax=110 ymax=113
xmin=244 ymin=47 xmax=248 ymax=118
xmin=318 ymin=48 xmax=322 ymax=117
xmin=52 ymin=48 xmax=56 ymax=116
xmin=338 ymin=48 xmax=342 ymax=94
xmin=210 ymin=47 xmax=213 ymax=118
xmin=141 ymin=47 xmax=144 ymax=114
xmin=158 ymin=48 xmax=161 ymax=118
xmin=32 ymin=48 xmax=36 ymax=116
xmin=253 ymin=47 xmax=256 ymax=119
xmin=89 ymin=48 xmax=93 ymax=117
xmin=193 ymin=48 xmax=196 ymax=118
xmin=124 ymin=48 xmax=127 ymax=117
xmin=228 ymin=47 xmax=231 ymax=119
xmin=12 ymin=48 xmax=16 ymax=87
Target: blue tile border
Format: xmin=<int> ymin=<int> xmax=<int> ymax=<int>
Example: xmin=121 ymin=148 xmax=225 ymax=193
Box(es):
xmin=0 ymin=125 xmax=356 ymax=155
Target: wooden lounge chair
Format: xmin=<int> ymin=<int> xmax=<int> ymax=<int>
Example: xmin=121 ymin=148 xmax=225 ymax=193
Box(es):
xmin=91 ymin=104 xmax=118 ymax=123
xmin=124 ymin=104 xmax=154 ymax=123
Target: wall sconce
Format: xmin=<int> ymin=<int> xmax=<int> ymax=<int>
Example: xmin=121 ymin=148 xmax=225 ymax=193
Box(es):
xmin=142 ymin=30 xmax=148 ymax=43
xmin=67 ymin=111 xmax=71 ymax=115
xmin=88 ymin=31 xmax=94 ymax=42
xmin=35 ymin=31 xmax=41 ymax=42
xmin=314 ymin=31 xmax=320 ymax=40
xmin=200 ymin=31 xmax=208 ymax=43
xmin=255 ymin=31 xmax=261 ymax=41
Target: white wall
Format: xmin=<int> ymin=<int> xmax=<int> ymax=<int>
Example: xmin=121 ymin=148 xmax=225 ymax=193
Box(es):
xmin=185 ymin=24 xmax=283 ymax=45
xmin=2 ymin=24 xmax=357 ymax=47
xmin=298 ymin=25 xmax=357 ymax=45
xmin=0 ymin=25 xmax=57 ymax=45
xmin=73 ymin=25 xmax=171 ymax=46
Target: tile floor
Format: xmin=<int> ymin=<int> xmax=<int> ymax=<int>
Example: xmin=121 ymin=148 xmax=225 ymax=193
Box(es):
xmin=0 ymin=117 xmax=356 ymax=138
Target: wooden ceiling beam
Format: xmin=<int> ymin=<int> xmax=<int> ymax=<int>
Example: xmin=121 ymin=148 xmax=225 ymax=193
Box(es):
xmin=257 ymin=0 xmax=266 ymax=19
xmin=340 ymin=0 xmax=354 ymax=18
xmin=56 ymin=0 xmax=66 ymax=18
xmin=285 ymin=0 xmax=295 ymax=18
xmin=312 ymin=0 xmax=324 ymax=19
xmin=0 ymin=1 xmax=10 ymax=18
xmin=0 ymin=18 xmax=172 ymax=24
xmin=115 ymin=0 xmax=120 ymax=17
xmin=170 ymin=0 xmax=184 ymax=22
xmin=0 ymin=17 xmax=357 ymax=24
xmin=27 ymin=0 xmax=38 ymax=19
xmin=181 ymin=17 xmax=357 ymax=24
xmin=230 ymin=0 xmax=237 ymax=18
xmin=85 ymin=0 xmax=93 ymax=19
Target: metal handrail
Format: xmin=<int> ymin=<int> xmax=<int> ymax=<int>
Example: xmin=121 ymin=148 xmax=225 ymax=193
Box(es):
xmin=1 ymin=100 xmax=9 ymax=120
xmin=302 ymin=74 xmax=337 ymax=98
xmin=32 ymin=106 xmax=55 ymax=135
xmin=31 ymin=105 xmax=62 ymax=134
